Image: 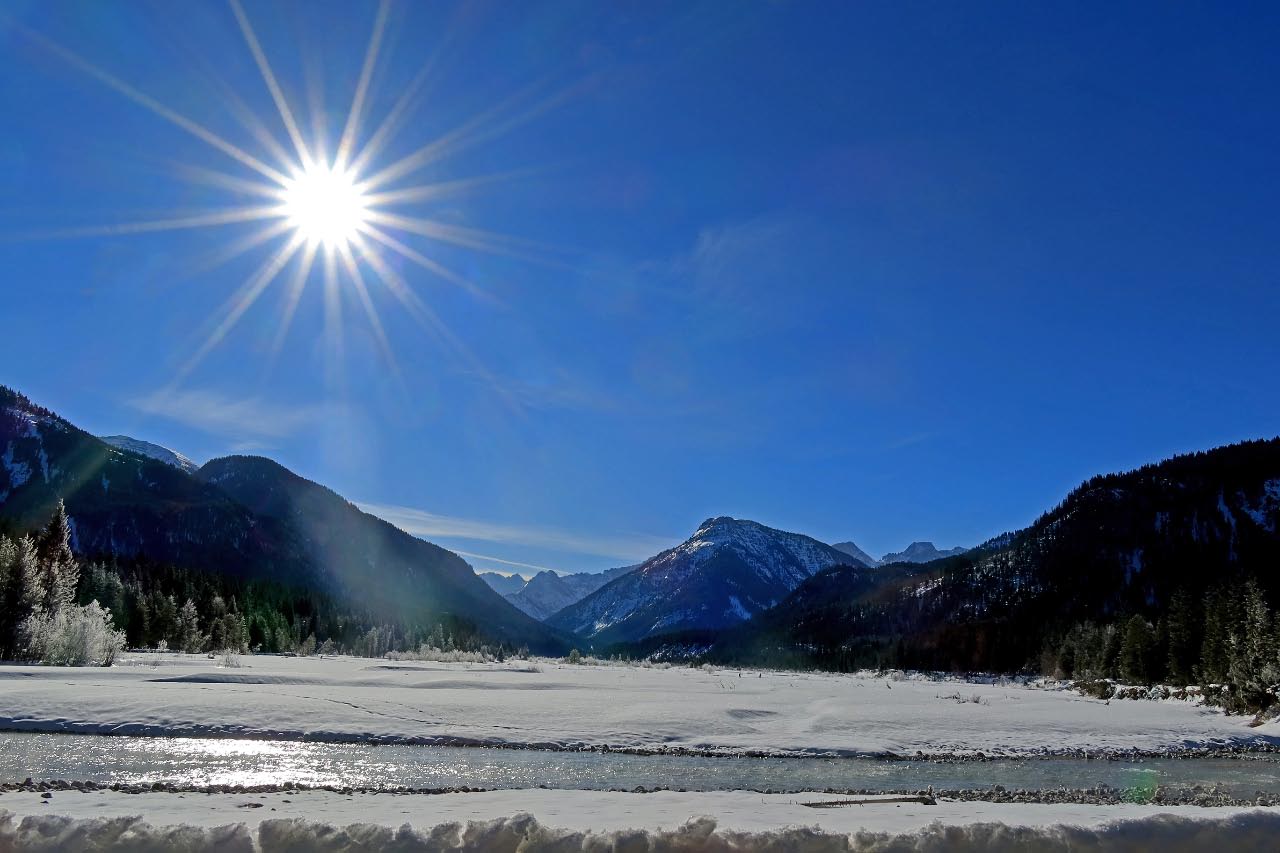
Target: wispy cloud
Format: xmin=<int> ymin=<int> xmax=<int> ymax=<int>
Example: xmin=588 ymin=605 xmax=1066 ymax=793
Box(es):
xmin=128 ymin=387 xmax=336 ymax=441
xmin=358 ymin=502 xmax=672 ymax=563
xmin=450 ymin=550 xmax=557 ymax=576
xmin=676 ymin=217 xmax=798 ymax=301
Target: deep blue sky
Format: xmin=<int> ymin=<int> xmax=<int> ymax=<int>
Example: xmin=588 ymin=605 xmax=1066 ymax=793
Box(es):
xmin=2 ymin=1 xmax=1278 ymax=573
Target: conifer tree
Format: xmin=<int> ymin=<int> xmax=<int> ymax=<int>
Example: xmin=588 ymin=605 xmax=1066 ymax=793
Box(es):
xmin=0 ymin=536 xmax=17 ymax=658
xmin=1101 ymin=623 xmax=1122 ymax=678
xmin=1165 ymin=588 xmax=1198 ymax=685
xmin=37 ymin=501 xmax=78 ymax=612
xmin=13 ymin=536 xmax=44 ymax=619
xmin=1227 ymin=580 xmax=1279 ymax=711
xmin=1199 ymin=586 xmax=1235 ymax=684
xmin=1119 ymin=615 xmax=1156 ymax=684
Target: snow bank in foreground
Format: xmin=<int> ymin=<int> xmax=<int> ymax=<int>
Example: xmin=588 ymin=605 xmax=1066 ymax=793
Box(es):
xmin=3 ymin=811 xmax=1279 ymax=852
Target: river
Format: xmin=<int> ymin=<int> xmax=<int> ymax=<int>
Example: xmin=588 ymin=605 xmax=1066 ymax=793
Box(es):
xmin=2 ymin=732 xmax=1278 ymax=797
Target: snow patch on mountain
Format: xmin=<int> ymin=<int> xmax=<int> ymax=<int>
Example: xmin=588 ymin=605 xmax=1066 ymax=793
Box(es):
xmin=100 ymin=436 xmax=200 ymax=475
xmin=1241 ymin=479 xmax=1280 ymax=533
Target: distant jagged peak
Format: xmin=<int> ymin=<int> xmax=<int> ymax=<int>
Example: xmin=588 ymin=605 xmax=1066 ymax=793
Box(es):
xmin=880 ymin=541 xmax=968 ymax=564
xmin=831 ymin=540 xmax=880 ymax=568
xmin=477 ymin=571 xmax=528 ymax=597
xmin=99 ymin=435 xmax=200 ymax=475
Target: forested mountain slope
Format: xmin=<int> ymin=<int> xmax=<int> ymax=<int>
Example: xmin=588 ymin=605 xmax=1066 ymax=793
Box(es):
xmin=710 ymin=439 xmax=1280 ymax=677
xmin=0 ymin=386 xmax=566 ymax=653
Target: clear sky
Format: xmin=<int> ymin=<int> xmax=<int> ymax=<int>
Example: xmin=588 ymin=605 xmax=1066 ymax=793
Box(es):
xmin=2 ymin=1 xmax=1278 ymax=574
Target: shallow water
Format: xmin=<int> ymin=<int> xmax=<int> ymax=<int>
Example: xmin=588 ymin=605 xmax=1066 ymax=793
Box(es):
xmin=1 ymin=732 xmax=1278 ymax=796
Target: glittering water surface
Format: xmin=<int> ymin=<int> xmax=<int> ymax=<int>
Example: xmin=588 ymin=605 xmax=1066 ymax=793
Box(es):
xmin=1 ymin=733 xmax=1277 ymax=796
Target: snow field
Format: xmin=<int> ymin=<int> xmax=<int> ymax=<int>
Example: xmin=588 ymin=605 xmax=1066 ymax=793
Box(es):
xmin=0 ymin=653 xmax=1276 ymax=757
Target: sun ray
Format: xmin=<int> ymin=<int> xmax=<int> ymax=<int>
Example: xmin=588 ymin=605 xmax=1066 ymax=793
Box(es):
xmin=357 ymin=81 xmax=573 ymax=194
xmin=302 ymin=50 xmax=331 ymax=167
xmin=182 ymin=219 xmax=297 ymax=281
xmin=364 ymin=210 xmax=553 ymax=264
xmin=352 ymin=235 xmax=522 ymax=416
xmin=353 ymin=234 xmax=484 ymax=365
xmin=2 ymin=206 xmax=283 ymax=242
xmin=267 ymin=241 xmax=319 ymax=369
xmin=178 ymin=234 xmax=305 ymax=381
xmin=171 ymin=162 xmax=289 ymax=201
xmin=360 ymin=170 xmax=527 ymax=209
xmin=201 ymin=73 xmax=299 ymax=175
xmin=337 ymin=243 xmax=399 ymax=375
xmin=321 ymin=246 xmax=345 ymax=391
xmin=335 ymin=0 xmax=391 ymax=171
xmin=345 ymin=52 xmax=444 ymax=179
xmin=228 ymin=0 xmax=311 ymax=166
xmin=13 ymin=23 xmax=289 ymax=186
xmin=354 ymin=86 xmax=539 ymax=193
xmin=357 ymin=222 xmax=497 ymax=304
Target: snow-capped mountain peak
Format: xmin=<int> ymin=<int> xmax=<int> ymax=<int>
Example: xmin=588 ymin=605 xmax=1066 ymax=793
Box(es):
xmin=99 ymin=435 xmax=200 ymax=475
xmin=547 ymin=516 xmax=854 ymax=644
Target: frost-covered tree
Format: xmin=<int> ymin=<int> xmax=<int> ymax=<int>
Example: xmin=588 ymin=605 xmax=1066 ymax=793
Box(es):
xmin=176 ymin=598 xmax=204 ymax=653
xmin=1227 ymin=580 xmax=1279 ymax=711
xmin=21 ymin=601 xmax=125 ymax=666
xmin=0 ymin=536 xmax=43 ymax=657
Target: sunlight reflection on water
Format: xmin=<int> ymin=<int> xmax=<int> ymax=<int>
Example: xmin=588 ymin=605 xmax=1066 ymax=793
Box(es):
xmin=1 ymin=733 xmax=1278 ymax=795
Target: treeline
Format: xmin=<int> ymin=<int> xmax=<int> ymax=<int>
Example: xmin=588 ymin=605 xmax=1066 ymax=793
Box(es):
xmin=0 ymin=501 xmax=122 ymax=664
xmin=1044 ymin=578 xmax=1280 ymax=713
xmin=1 ymin=502 xmax=523 ymax=665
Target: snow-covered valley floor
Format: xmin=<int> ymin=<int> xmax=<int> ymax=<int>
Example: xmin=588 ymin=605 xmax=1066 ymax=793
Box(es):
xmin=3 ymin=654 xmax=1280 ymax=848
xmin=0 ymin=653 xmax=1276 ymax=757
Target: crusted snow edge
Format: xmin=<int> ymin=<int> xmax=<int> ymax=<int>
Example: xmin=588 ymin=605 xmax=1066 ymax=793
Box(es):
xmin=2 ymin=810 xmax=1280 ymax=852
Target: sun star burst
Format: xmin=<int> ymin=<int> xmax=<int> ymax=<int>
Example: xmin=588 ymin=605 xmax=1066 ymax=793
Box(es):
xmin=11 ymin=0 xmax=562 ymax=393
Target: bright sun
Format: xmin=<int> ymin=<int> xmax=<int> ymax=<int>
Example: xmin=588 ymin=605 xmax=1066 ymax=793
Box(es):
xmin=280 ymin=163 xmax=369 ymax=249
xmin=16 ymin=0 xmax=548 ymax=383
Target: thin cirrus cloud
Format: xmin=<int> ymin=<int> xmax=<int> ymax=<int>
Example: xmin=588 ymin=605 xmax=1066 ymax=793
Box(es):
xmin=358 ymin=502 xmax=672 ymax=565
xmin=448 ymin=550 xmax=559 ymax=577
xmin=128 ymin=387 xmax=334 ymax=441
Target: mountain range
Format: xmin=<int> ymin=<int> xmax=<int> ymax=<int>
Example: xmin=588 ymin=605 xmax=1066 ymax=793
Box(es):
xmin=0 ymin=386 xmax=565 ymax=653
xmin=482 ymin=565 xmax=639 ymax=621
xmin=6 ymin=384 xmax=1277 ymax=678
xmin=691 ymin=439 xmax=1280 ymax=672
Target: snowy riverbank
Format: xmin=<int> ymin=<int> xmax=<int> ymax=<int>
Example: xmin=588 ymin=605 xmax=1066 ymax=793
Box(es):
xmin=1 ymin=653 xmax=1277 ymax=758
xmin=2 ymin=789 xmax=1279 ymax=851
